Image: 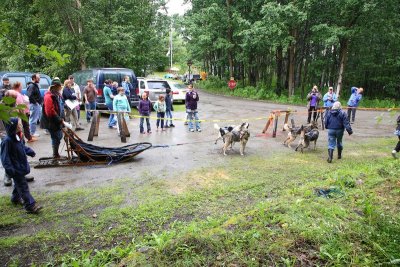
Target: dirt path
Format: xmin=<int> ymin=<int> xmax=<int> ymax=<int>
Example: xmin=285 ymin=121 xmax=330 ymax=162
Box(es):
xmin=0 ymin=91 xmax=397 ymax=196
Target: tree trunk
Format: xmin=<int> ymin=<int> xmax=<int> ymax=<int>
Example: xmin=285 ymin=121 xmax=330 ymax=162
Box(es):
xmin=275 ymin=45 xmax=283 ymax=96
xmin=336 ymin=38 xmax=348 ymax=98
xmin=226 ymin=0 xmax=234 ymax=78
xmin=288 ymin=28 xmax=297 ymax=97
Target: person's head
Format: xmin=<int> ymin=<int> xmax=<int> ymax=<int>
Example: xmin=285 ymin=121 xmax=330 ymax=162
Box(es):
xmin=105 ymin=79 xmax=111 ymax=85
xmin=68 ymin=75 xmax=75 ymax=83
xmin=141 ymin=92 xmax=148 ymax=99
xmin=188 ymin=84 xmax=193 ymax=90
xmin=87 ymin=79 xmax=94 ymax=86
xmin=117 ymin=87 xmax=125 ymax=95
xmin=64 ymin=79 xmax=72 ymax=88
xmin=124 ymin=76 xmax=130 ymax=82
xmin=32 ymin=73 xmax=40 ymax=83
xmin=312 ymin=85 xmax=318 ymax=92
xmin=2 ymin=77 xmax=10 ymax=86
xmin=159 ymin=95 xmax=165 ymax=102
xmin=328 ymin=87 xmax=333 ymax=93
xmin=50 ymin=78 xmax=62 ymax=94
xmin=358 ymin=87 xmax=364 ymax=94
xmin=12 ymin=81 xmax=22 ymax=92
xmin=166 ymin=88 xmax=171 ymax=95
xmin=112 ymin=81 xmax=118 ymax=88
xmin=332 ymin=101 xmax=342 ymax=110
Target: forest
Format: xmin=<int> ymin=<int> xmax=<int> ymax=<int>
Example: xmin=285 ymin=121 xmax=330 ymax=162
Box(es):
xmin=1 ymin=0 xmax=400 ymax=101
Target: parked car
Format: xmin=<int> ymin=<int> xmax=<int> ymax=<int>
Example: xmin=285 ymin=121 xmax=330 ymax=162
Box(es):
xmin=137 ymin=78 xmax=170 ymax=102
xmin=0 ymin=71 xmax=52 ymax=96
xmin=71 ymin=68 xmax=139 ymax=109
xmin=166 ymin=81 xmax=186 ymax=103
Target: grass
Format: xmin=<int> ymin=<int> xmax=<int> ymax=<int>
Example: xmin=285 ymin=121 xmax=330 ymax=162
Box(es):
xmin=1 ymin=138 xmax=399 ymax=266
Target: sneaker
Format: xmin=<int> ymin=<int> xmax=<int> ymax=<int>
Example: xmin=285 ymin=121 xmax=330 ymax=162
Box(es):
xmin=11 ymin=198 xmax=24 ymax=205
xmin=140 ymin=132 xmax=146 ymax=134
xmin=26 ymin=203 xmax=43 ymax=214
xmin=112 ymin=125 xmax=118 ymax=129
xmin=165 ymin=125 xmax=170 ymax=128
xmin=170 ymin=124 xmax=175 ymax=127
xmin=197 ymin=128 xmax=202 ymax=132
xmin=148 ymin=131 xmax=152 ymax=134
xmin=44 ymin=130 xmax=49 ymax=135
xmin=184 ymin=122 xmax=188 ymax=126
xmin=4 ymin=177 xmax=12 ymax=187
xmin=189 ymin=129 xmax=194 ymax=132
xmin=25 ymin=175 xmax=34 ymax=182
xmin=75 ymin=127 xmax=85 ymax=131
xmin=392 ymin=150 xmax=398 ymax=159
xmin=31 ymin=133 xmax=40 ymax=137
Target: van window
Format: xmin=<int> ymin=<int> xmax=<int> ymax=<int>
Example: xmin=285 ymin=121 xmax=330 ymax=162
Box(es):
xmin=140 ymin=80 xmax=145 ymax=89
xmin=74 ymin=70 xmax=95 ymax=86
xmin=7 ymin=76 xmax=27 ymax=88
xmin=39 ymin=77 xmax=50 ymax=90
xmin=102 ymin=72 xmax=120 ymax=85
xmin=147 ymin=81 xmax=170 ymax=89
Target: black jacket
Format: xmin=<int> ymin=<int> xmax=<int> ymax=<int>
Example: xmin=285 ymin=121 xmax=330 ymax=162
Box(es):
xmin=27 ymin=82 xmax=42 ymax=104
xmin=325 ymin=109 xmax=353 ymax=134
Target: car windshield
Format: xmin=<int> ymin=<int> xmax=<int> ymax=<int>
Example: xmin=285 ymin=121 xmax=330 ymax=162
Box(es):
xmin=170 ymin=83 xmax=185 ymax=89
xmin=148 ymin=81 xmax=170 ymax=89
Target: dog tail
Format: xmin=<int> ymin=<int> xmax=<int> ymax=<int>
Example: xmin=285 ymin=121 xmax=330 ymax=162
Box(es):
xmin=214 ymin=123 xmax=220 ymax=130
xmin=283 ymin=123 xmax=291 ymax=132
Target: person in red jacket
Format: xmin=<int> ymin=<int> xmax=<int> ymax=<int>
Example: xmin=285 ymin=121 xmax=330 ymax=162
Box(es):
xmin=42 ymin=78 xmax=64 ymax=158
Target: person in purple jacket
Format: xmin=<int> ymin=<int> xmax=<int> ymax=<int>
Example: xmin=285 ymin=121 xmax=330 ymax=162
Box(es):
xmin=138 ymin=92 xmax=152 ymax=134
xmin=306 ymin=85 xmax=322 ymax=123
xmin=185 ymin=84 xmax=201 ymax=132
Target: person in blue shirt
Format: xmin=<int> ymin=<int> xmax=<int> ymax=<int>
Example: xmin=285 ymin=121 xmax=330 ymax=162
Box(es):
xmin=103 ymin=80 xmax=116 ymax=128
xmin=325 ymin=101 xmax=353 ymax=163
xmin=347 ymin=87 xmax=363 ymax=123
xmin=323 ymin=87 xmax=338 ymax=109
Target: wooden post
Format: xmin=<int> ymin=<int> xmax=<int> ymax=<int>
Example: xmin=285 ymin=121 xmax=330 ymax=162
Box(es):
xmin=117 ymin=113 xmax=127 ymax=143
xmin=94 ymin=111 xmax=100 ymax=136
xmin=272 ymin=112 xmax=279 ymax=138
xmin=262 ymin=113 xmax=274 ymax=134
xmin=122 ymin=114 xmax=130 ymax=137
xmin=282 ymin=111 xmax=290 ymax=131
xmin=87 ymin=111 xmax=98 ymax=141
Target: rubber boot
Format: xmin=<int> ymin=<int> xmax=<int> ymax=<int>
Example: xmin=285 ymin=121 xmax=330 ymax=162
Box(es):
xmin=53 ymin=144 xmax=60 ymax=159
xmin=4 ymin=173 xmax=12 ymax=186
xmin=327 ymin=149 xmax=334 ymax=163
xmin=338 ymin=147 xmax=343 ymax=159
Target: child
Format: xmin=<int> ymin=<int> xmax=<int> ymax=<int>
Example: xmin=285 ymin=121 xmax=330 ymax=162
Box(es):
xmin=153 ymin=95 xmax=166 ymax=131
xmin=138 ymin=92 xmax=152 ymax=134
xmin=185 ymin=84 xmax=201 ymax=132
xmin=392 ymin=115 xmax=400 ymax=159
xmin=1 ymin=118 xmax=42 ymax=213
xmin=113 ymin=87 xmax=131 ymax=134
xmin=165 ymin=89 xmax=174 ymax=128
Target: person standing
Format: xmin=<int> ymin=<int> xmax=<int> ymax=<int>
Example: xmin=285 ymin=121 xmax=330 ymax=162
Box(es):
xmin=0 ymin=76 xmax=11 ymax=100
xmin=62 ymin=80 xmax=84 ymax=131
xmin=121 ymin=75 xmax=133 ymax=99
xmin=164 ymin=88 xmax=175 ymax=128
xmin=68 ymin=75 xmax=82 ymax=121
xmin=138 ymin=92 xmax=152 ymax=134
xmin=306 ymin=85 xmax=322 ymax=123
xmin=83 ymin=79 xmax=97 ymax=123
xmin=323 ymin=87 xmax=338 ymax=109
xmin=392 ymin=115 xmax=400 ymax=159
xmin=1 ymin=117 xmax=42 ymax=213
xmin=42 ymin=79 xmax=65 ymax=159
xmin=347 ymin=87 xmax=363 ymax=124
xmin=113 ymin=87 xmax=131 ymax=134
xmin=185 ymin=84 xmax=201 ymax=132
xmin=325 ymin=101 xmax=353 ymax=163
xmin=26 ymin=73 xmax=43 ymax=137
xmin=103 ymin=80 xmax=116 ymax=128
xmin=153 ymin=95 xmax=166 ymax=131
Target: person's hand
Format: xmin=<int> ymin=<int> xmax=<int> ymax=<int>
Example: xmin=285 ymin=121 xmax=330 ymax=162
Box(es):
xmin=31 ymin=152 xmax=36 ymax=158
xmin=348 ymin=130 xmax=353 ymax=136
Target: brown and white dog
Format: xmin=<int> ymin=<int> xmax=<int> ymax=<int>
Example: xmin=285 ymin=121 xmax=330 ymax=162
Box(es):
xmin=215 ymin=122 xmax=250 ymax=156
xmin=283 ymin=120 xmax=318 ymax=150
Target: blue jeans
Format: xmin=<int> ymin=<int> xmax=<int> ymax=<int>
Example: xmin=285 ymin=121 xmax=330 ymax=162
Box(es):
xmin=140 ymin=117 xmax=151 ymax=133
xmin=86 ymin=102 xmax=96 ymax=122
xmin=49 ymin=129 xmax=63 ymax=146
xmin=187 ymin=110 xmax=200 ymax=130
xmin=328 ymin=129 xmax=344 ymax=150
xmin=29 ymin=103 xmax=41 ymax=135
xmin=166 ymin=110 xmax=173 ymax=125
xmin=12 ymin=175 xmax=36 ymax=210
xmin=156 ymin=112 xmax=165 ymax=128
xmin=106 ymin=102 xmax=116 ymax=127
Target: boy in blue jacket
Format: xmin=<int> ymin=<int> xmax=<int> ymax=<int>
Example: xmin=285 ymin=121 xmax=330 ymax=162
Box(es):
xmin=1 ymin=118 xmax=42 ymax=213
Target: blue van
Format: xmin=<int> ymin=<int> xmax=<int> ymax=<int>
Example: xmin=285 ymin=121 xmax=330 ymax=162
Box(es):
xmin=0 ymin=72 xmax=52 ymax=96
xmin=71 ymin=68 xmax=139 ymax=109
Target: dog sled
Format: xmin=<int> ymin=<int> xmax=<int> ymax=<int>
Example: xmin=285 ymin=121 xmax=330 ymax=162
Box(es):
xmin=35 ymin=129 xmax=152 ymax=168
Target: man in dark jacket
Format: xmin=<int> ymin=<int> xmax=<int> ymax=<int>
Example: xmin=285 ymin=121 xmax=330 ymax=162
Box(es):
xmin=325 ymin=101 xmax=353 ymax=163
xmin=185 ymin=84 xmax=201 ymax=132
xmin=26 ymin=73 xmax=43 ymax=138
xmin=0 ymin=118 xmax=42 ymax=213
xmin=0 ymin=77 xmax=11 ymax=100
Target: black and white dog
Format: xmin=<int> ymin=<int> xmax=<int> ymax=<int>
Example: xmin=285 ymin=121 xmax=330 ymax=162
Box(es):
xmin=214 ymin=122 xmax=250 ymax=155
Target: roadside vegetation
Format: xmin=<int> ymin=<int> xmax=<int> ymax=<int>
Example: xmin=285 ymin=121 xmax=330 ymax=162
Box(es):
xmin=197 ymin=76 xmax=399 ymax=109
xmin=1 ymin=138 xmax=399 ymax=266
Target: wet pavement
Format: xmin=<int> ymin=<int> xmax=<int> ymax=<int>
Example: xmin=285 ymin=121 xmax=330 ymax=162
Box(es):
xmin=0 ymin=90 xmax=397 ymax=195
